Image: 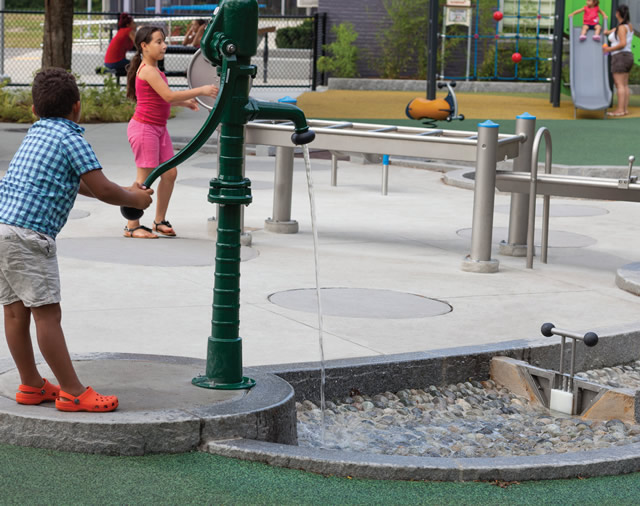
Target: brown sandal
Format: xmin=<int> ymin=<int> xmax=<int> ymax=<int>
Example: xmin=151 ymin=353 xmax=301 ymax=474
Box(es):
xmin=123 ymin=225 xmax=158 ymax=239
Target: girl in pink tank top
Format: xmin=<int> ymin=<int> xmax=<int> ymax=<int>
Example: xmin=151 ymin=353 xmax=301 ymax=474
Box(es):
xmin=569 ymin=0 xmax=608 ymax=42
xmin=124 ymin=25 xmax=218 ymax=239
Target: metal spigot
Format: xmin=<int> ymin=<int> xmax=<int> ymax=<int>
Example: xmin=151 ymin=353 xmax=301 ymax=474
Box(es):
xmin=618 ymin=155 xmax=636 ymax=188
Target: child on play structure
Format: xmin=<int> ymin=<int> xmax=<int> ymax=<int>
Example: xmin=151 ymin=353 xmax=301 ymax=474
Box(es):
xmin=0 ymin=68 xmax=154 ymax=412
xmin=570 ymin=0 xmax=608 ymax=42
xmin=124 ymin=25 xmax=218 ymax=239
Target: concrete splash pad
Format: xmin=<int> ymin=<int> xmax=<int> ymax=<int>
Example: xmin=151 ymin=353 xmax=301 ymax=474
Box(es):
xmin=0 ymin=354 xmax=296 ymax=456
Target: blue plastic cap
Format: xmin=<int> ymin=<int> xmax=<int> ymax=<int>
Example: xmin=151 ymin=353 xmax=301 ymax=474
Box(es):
xmin=382 ymin=154 xmax=390 ymax=164
xmin=516 ymin=112 xmax=536 ymax=120
xmin=278 ymin=96 xmax=297 ymax=104
xmin=478 ymin=120 xmax=499 ymax=128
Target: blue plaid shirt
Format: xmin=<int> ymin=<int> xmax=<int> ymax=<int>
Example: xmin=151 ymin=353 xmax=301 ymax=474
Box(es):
xmin=0 ymin=118 xmax=101 ymax=238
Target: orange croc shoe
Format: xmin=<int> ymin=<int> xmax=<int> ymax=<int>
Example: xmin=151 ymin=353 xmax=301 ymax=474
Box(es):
xmin=16 ymin=378 xmax=60 ymax=405
xmin=55 ymin=386 xmax=119 ymax=412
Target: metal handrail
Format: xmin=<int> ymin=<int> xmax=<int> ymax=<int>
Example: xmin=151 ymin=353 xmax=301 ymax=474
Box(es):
xmin=526 ymin=127 xmax=552 ymax=269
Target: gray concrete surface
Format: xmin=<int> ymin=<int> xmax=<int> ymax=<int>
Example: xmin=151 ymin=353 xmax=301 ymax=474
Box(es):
xmin=1 ymin=102 xmax=640 ymax=367
xmin=3 ymin=98 xmax=640 ymax=466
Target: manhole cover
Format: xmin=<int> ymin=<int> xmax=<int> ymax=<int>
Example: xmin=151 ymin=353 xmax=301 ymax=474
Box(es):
xmin=57 ymin=237 xmax=258 ymax=266
xmin=268 ymin=288 xmax=451 ymax=319
xmin=456 ymin=227 xmax=597 ymax=248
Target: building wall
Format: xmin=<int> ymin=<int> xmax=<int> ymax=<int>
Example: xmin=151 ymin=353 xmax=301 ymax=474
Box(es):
xmin=318 ymin=0 xmax=387 ymax=78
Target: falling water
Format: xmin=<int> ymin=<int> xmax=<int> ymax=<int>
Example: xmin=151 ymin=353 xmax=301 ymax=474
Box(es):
xmin=302 ymin=145 xmax=326 ymax=445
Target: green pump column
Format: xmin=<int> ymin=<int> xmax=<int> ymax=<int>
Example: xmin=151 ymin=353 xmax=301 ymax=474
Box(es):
xmin=192 ymin=0 xmax=258 ymax=390
xmin=192 ymin=0 xmax=314 ymax=389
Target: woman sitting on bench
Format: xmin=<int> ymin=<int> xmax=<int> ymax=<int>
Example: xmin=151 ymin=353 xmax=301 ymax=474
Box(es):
xmin=182 ymin=19 xmax=207 ymax=49
xmin=104 ymin=12 xmax=136 ymax=74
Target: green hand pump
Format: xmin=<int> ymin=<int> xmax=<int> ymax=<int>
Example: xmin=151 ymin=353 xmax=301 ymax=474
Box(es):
xmin=121 ymin=0 xmax=315 ymax=389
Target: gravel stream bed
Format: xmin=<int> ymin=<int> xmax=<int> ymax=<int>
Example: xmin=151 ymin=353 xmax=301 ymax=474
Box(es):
xmin=297 ymin=361 xmax=640 ymax=457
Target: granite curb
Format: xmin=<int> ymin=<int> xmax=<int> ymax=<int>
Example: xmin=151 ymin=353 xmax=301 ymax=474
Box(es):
xmin=0 ymin=353 xmax=297 ymax=456
xmin=205 ymin=438 xmax=640 ymax=482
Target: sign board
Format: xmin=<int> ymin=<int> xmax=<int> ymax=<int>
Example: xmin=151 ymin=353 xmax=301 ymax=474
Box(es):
xmin=447 ymin=0 xmax=471 ymax=6
xmin=445 ymin=6 xmax=471 ymax=27
xmin=297 ymin=0 xmax=319 ymax=7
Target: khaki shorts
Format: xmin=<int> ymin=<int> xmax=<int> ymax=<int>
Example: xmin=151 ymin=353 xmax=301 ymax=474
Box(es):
xmin=0 ymin=224 xmax=60 ymax=307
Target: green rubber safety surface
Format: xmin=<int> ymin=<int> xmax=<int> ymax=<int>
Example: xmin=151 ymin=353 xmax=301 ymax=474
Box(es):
xmin=1 ymin=444 xmax=640 ymax=504
xmin=325 ymin=117 xmax=640 ymax=168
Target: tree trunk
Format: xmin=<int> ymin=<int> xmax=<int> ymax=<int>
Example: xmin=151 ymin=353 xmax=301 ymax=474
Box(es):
xmin=42 ymin=0 xmax=74 ymax=70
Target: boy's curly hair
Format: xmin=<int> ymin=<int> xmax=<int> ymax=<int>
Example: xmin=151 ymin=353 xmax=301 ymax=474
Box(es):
xmin=32 ymin=68 xmax=80 ymax=119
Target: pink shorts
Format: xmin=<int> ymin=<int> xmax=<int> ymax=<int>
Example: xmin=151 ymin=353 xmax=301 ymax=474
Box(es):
xmin=127 ymin=118 xmax=175 ymax=168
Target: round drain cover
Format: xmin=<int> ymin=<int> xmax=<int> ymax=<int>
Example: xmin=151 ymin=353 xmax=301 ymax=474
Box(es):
xmin=57 ymin=238 xmax=258 ymax=266
xmin=494 ymin=203 xmax=608 ymax=217
xmin=269 ymin=288 xmax=451 ymax=319
xmin=456 ymin=227 xmax=597 ymax=248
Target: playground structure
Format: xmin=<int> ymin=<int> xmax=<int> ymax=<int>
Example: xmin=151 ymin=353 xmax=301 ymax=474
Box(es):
xmin=428 ymin=0 xmax=640 ymax=111
xmin=568 ymin=16 xmax=611 ymax=116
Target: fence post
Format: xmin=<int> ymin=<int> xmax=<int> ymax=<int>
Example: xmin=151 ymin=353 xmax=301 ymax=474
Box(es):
xmin=311 ymin=13 xmax=319 ymax=91
xmin=0 ymin=0 xmax=8 ymax=82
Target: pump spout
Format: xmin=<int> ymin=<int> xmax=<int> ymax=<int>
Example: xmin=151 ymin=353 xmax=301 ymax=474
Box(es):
xmin=249 ymin=99 xmax=316 ymax=145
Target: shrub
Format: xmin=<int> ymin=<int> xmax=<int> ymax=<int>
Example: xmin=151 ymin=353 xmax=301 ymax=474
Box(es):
xmin=275 ymin=19 xmax=314 ymax=49
xmin=0 ymin=82 xmax=34 ymax=123
xmin=317 ymin=22 xmax=359 ymax=78
xmin=477 ymin=40 xmax=552 ymax=80
xmin=78 ymin=75 xmax=135 ymax=123
xmin=0 ymin=76 xmax=136 ymax=123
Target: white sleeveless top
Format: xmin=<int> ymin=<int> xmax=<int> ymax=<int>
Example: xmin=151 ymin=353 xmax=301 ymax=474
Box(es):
xmin=608 ymin=23 xmax=633 ymax=55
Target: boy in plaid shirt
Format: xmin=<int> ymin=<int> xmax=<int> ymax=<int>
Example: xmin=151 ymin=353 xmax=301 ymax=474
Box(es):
xmin=0 ymin=68 xmax=153 ymax=412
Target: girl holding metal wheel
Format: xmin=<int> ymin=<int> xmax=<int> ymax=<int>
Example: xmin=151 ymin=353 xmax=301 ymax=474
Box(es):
xmin=124 ymin=25 xmax=218 ymax=239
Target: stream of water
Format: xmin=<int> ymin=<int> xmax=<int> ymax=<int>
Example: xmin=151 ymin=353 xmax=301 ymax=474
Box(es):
xmin=302 ymin=145 xmax=326 ymax=445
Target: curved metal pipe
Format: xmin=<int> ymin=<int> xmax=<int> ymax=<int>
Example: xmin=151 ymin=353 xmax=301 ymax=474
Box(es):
xmin=526 ymin=127 xmax=552 ymax=268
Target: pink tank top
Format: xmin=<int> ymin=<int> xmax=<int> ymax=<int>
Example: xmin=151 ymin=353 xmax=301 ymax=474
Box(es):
xmin=133 ymin=64 xmax=171 ymax=126
xmin=583 ymin=6 xmax=600 ymax=25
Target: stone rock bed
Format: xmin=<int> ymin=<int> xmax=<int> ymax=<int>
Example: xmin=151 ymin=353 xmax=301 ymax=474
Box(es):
xmin=296 ymin=361 xmax=640 ymax=458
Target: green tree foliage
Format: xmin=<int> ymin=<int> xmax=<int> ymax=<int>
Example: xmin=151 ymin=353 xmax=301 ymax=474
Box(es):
xmin=377 ymin=0 xmax=429 ymax=79
xmin=275 ymin=18 xmax=313 ymax=49
xmin=316 ymin=22 xmax=359 ymax=78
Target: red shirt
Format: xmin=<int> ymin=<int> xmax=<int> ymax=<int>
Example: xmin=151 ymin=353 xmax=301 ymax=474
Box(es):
xmin=105 ymin=27 xmax=134 ymax=64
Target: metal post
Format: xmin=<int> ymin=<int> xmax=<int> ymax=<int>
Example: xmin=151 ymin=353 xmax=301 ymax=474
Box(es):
xmin=550 ymin=0 xmax=565 ymax=107
xmin=381 ymin=154 xmax=389 ymax=195
xmin=0 ymin=0 xmax=9 ymax=82
xmin=499 ymin=112 xmax=536 ymax=256
xmin=311 ymin=13 xmax=318 ymax=91
xmin=330 ymin=152 xmax=338 ymax=186
xmin=427 ymin=0 xmax=439 ymax=100
xmin=264 ymin=146 xmax=299 ymax=233
xmin=462 ymin=120 xmax=500 ymax=273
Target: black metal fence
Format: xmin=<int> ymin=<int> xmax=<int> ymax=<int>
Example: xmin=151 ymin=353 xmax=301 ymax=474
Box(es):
xmin=0 ymin=10 xmax=326 ymax=88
